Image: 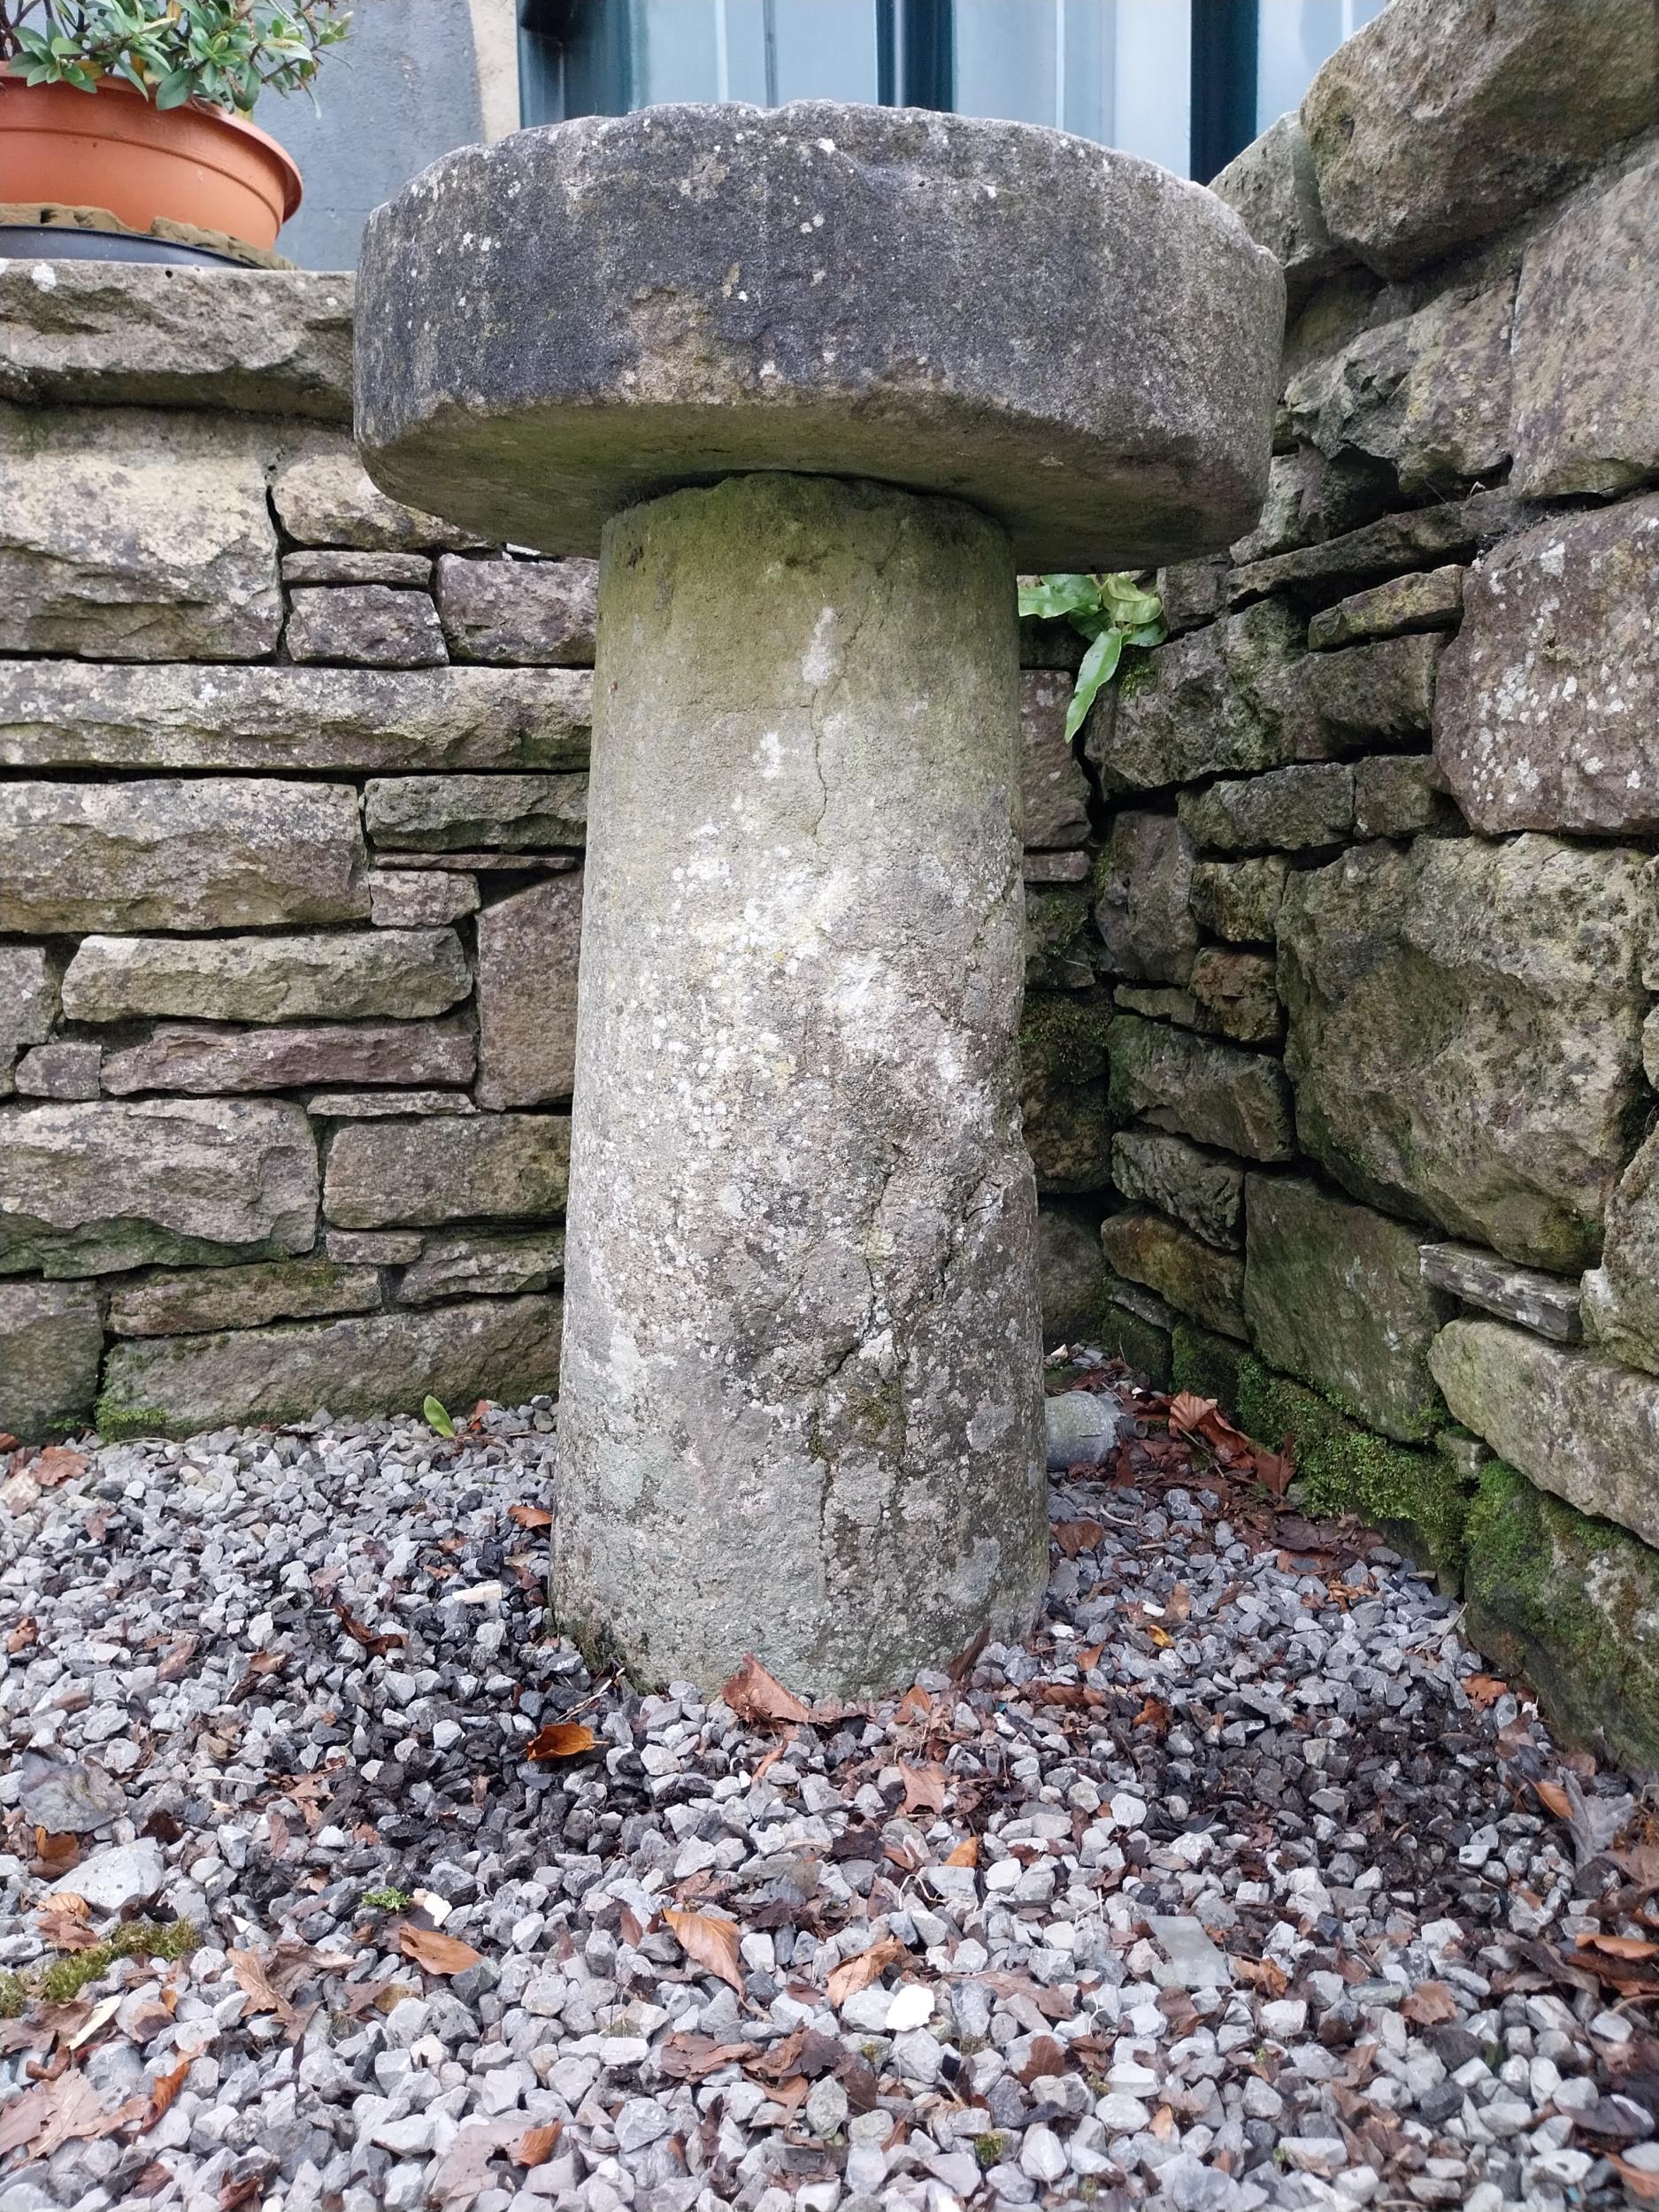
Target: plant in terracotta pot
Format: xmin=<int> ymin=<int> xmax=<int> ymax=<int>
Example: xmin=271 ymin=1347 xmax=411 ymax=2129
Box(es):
xmin=0 ymin=0 xmax=351 ymax=261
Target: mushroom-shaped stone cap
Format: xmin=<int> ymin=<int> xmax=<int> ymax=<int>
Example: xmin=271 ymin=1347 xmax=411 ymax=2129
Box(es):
xmin=356 ymin=102 xmax=1283 ymax=570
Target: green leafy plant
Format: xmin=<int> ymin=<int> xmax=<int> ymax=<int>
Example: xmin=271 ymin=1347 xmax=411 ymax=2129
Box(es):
xmin=422 ymin=1394 xmax=456 ymax=1439
xmin=361 ymin=1886 xmax=411 ymax=1911
xmin=0 ymin=1 xmax=349 ymax=112
xmin=1018 ymin=572 xmax=1166 ymax=741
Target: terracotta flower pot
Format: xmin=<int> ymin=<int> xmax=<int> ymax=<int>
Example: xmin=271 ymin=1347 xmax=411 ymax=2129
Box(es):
xmin=0 ymin=71 xmax=301 ymax=250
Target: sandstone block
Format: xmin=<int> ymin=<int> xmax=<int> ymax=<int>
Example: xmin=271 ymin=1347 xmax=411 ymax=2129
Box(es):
xmin=398 ymin=1228 xmax=567 ymax=1306
xmin=1189 ymin=949 xmax=1282 ymax=1047
xmin=0 ymin=663 xmax=590 ymax=775
xmin=0 ymin=946 xmax=56 ymax=1097
xmin=434 ymin=555 xmax=598 ymax=665
xmin=1431 ymin=1317 xmax=1659 ymax=1550
xmin=1019 ymin=671 xmax=1092 ymax=849
xmin=1279 ymin=835 xmax=1650 ymax=1270
xmin=1513 ymin=157 xmax=1659 ymax=498
xmin=1419 ymin=1241 xmax=1581 ymax=1343
xmin=0 ymin=406 xmax=280 ymax=659
xmin=326 ymin=1229 xmax=422 ymax=1265
xmin=0 ymin=1099 xmax=316 ymax=1276
xmin=1353 ymin=756 xmax=1460 ymax=841
xmin=1245 ymin=1175 xmax=1449 ymax=1441
xmin=1434 ymin=497 xmax=1659 ymax=835
xmin=1023 ymin=852 xmax=1088 ymax=885
xmin=1581 ymin=1126 xmax=1659 ymax=1373
xmin=1189 ymin=856 xmax=1288 ymax=944
xmin=1230 ymin=489 xmax=1525 ymax=607
xmin=1210 ymin=112 xmax=1348 ymax=311
xmin=0 ymin=262 xmax=352 ymax=417
xmin=15 ymin=1044 xmax=99 ymax=1101
xmin=308 ymin=1091 xmax=474 ymax=1119
xmin=1101 ymin=1209 xmax=1246 ymax=1340
xmin=0 ymin=780 xmax=365 ymax=934
xmin=100 ymin=1018 xmax=475 ymax=1096
xmin=1227 ymin=452 xmax=1309 ymax=566
xmin=272 ymin=444 xmax=487 ymax=552
xmin=1021 ymin=999 xmax=1114 ymax=1193
xmin=62 ymin=928 xmax=468 ymax=1025
xmin=282 ymin=551 xmax=432 ymax=586
xmin=1035 ymin=1202 xmax=1109 ymax=1348
xmin=1108 ymin=1016 xmax=1294 ymax=1163
xmin=108 ymin=1258 xmax=380 ymax=1337
xmin=366 ymin=872 xmax=480 ymax=928
xmin=1301 ymin=0 xmax=1659 ymax=278
xmin=325 ymin=1114 xmax=571 ymax=1229
xmin=365 ymin=774 xmax=588 ymax=852
xmin=1110 ymin=1129 xmax=1243 ymax=1250
xmin=98 ymin=1294 xmax=561 ymax=1438
xmin=1093 ymin=813 xmax=1196 ymax=984
xmin=1155 ymin=557 xmax=1231 ymax=638
xmin=476 ymin=876 xmax=582 ymax=1110
xmin=285 ymin=585 xmax=447 ymax=668
xmin=0 ymin=1280 xmax=102 ymax=1440
xmin=1179 ymin=764 xmax=1353 ymax=855
xmin=1114 ymin=984 xmax=1199 ymax=1026
xmin=1307 ymin=566 xmax=1465 ymax=652
xmin=1094 ymin=601 xmax=1303 ymax=793
xmin=1292 ymin=634 xmax=1443 ymax=758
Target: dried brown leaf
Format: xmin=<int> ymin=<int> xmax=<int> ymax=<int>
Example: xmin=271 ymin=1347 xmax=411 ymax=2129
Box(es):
xmin=35 ymin=1898 xmax=99 ymax=1954
xmin=397 ymin=1924 xmax=484 ymax=1978
xmin=899 ymin=1762 xmax=948 ymax=1816
xmin=331 ymin=1599 xmax=404 ymax=1656
xmin=945 ymin=1837 xmax=979 ymax=1868
xmin=826 ymin=1936 xmax=904 ymax=2008
xmin=664 ymin=1909 xmax=745 ymax=1995
xmin=228 ymin=1947 xmax=303 ymax=2036
xmin=720 ymin=1653 xmax=810 ymax=1726
xmin=1402 ymin=1981 xmax=1459 ymax=2027
xmin=507 ymin=1504 xmax=552 ymax=1529
xmin=32 ymin=1447 xmax=86 ymax=1490
xmin=513 ymin=2122 xmax=562 ymax=2167
xmin=525 ymin=1723 xmax=597 ymax=1763
xmin=32 ymin=1830 xmax=81 ymax=1880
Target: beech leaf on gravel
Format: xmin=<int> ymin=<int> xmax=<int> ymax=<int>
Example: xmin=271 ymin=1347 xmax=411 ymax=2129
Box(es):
xmin=397 ymin=1924 xmax=484 ymax=1977
xmin=826 ymin=1935 xmax=905 ymax=2007
xmin=1402 ymin=1981 xmax=1459 ymax=2026
xmin=525 ymin=1722 xmax=598 ymax=1761
xmin=664 ymin=1908 xmax=745 ymax=1994
xmin=515 ymin=2123 xmax=563 ymax=2166
xmin=720 ymin=1652 xmax=810 ymax=1725
xmin=900 ymin=1761 xmax=949 ymax=1815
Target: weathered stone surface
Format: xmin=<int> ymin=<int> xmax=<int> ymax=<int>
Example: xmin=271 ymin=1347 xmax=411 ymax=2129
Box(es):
xmin=1300 ymin=0 xmax=1659 ymax=279
xmin=0 ymin=1280 xmax=102 ymax=1440
xmin=1307 ymin=565 xmax=1465 ymax=652
xmin=0 ymin=1099 xmax=316 ymax=1276
xmin=1179 ymin=764 xmax=1353 ymax=855
xmin=366 ymin=872 xmax=480 ymax=928
xmin=1094 ymin=601 xmax=1302 ymax=793
xmin=97 ymin=1294 xmax=561 ymax=1439
xmin=285 ymin=585 xmax=447 ymax=668
xmin=1431 ymin=1317 xmax=1659 ymax=1550
xmin=1017 ymin=606 xmax=1087 ymax=670
xmin=100 ymin=1018 xmax=475 ymax=1096
xmin=1108 ymin=1016 xmax=1294 ymax=1163
xmin=1111 ymin=1129 xmax=1243 ymax=1251
xmin=1189 ymin=856 xmax=1288 ymax=944
xmin=15 ymin=1044 xmax=99 ymax=1101
xmin=1100 ymin=1209 xmax=1246 ymax=1340
xmin=434 ymin=555 xmax=599 ymax=666
xmin=1035 ymin=1202 xmax=1108 ymax=1348
xmin=1581 ymin=1127 xmax=1659 ymax=1372
xmin=1279 ymin=835 xmax=1650 ymax=1270
xmin=1093 ymin=813 xmax=1196 ymax=984
xmin=1156 ymin=557 xmax=1230 ymax=638
xmin=0 ymin=262 xmax=352 ymax=419
xmin=1022 ymin=998 xmax=1114 ymax=1193
xmin=1211 ymin=113 xmax=1348 ymax=312
xmin=325 ymin=1113 xmax=570 ymax=1229
xmin=365 ymin=774 xmax=588 ymax=852
xmin=1227 ymin=452 xmax=1310 ymax=567
xmin=0 ymin=946 xmax=56 ymax=1097
xmin=475 ymin=876 xmax=581 ymax=1110
xmin=271 ymin=444 xmax=486 ymax=552
xmin=1025 ymin=885 xmax=1094 ymax=993
xmin=1513 ymin=157 xmax=1659 ymax=498
xmin=552 ymin=474 xmax=1048 ymax=1695
xmin=1114 ymin=984 xmax=1199 ymax=1026
xmin=1420 ymin=1240 xmax=1582 ymax=1342
xmin=1465 ymin=1459 xmax=1659 ymax=1774
xmin=0 ymin=780 xmax=366 ymax=934
xmin=0 ymin=406 xmax=280 ymax=659
xmin=0 ymin=663 xmax=591 ymax=773
xmin=62 ymin=928 xmax=468 ymax=1025
xmin=1022 ymin=851 xmax=1088 ymax=884
xmin=1434 ymin=498 xmax=1659 ymax=835
xmin=357 ymin=102 xmax=1281 ymax=572
xmin=308 ymin=1091 xmax=474 ymax=1118
xmin=108 ymin=1258 xmax=380 ymax=1337
xmin=1019 ymin=672 xmax=1092 ymax=849
xmin=1097 ymin=1277 xmax=1175 ymax=1386
xmin=1245 ymin=1175 xmax=1449 ymax=1441
xmin=1353 ymin=755 xmax=1460 ymax=841
xmin=282 ymin=550 xmax=432 ymax=587
xmin=326 ymin=1228 xmax=422 ymax=1265
xmin=1284 ymin=281 xmax=1514 ymax=502
xmin=1230 ymin=489 xmax=1525 ymax=606
xmin=1292 ymin=634 xmax=1443 ymax=758
xmin=1190 ymin=949 xmax=1282 ymax=1046
xmin=397 ymin=1227 xmax=567 ymax=1306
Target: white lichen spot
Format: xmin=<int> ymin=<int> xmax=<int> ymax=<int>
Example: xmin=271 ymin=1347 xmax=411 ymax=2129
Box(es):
xmin=802 ymin=608 xmax=838 ymax=687
xmin=755 ymin=731 xmax=784 ymax=779
xmin=28 ymin=264 xmax=57 ymax=292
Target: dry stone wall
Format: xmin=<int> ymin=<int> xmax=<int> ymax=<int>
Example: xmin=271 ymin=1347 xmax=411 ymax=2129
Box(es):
xmin=0 ymin=261 xmax=1097 ymax=1448
xmin=1061 ymin=0 xmax=1659 ymax=1767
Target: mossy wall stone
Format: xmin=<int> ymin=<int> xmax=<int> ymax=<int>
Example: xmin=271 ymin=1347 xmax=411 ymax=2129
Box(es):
xmin=0 ymin=1279 xmax=102 ymax=1440
xmin=1109 ymin=1015 xmax=1294 ymax=1163
xmin=1101 ymin=1209 xmax=1247 ymax=1340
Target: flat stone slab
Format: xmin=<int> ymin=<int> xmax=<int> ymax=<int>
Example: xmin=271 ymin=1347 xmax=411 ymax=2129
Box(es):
xmin=356 ymin=102 xmax=1280 ymax=569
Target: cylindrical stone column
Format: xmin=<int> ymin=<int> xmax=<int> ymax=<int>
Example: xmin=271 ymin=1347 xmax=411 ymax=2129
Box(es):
xmin=554 ymin=472 xmax=1046 ymax=1696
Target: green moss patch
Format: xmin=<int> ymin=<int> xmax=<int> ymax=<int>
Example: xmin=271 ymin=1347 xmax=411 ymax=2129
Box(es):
xmin=0 ymin=1918 xmax=200 ymax=2017
xmin=1464 ymin=1461 xmax=1659 ymax=1771
xmin=1170 ymin=1324 xmax=1248 ymax=1412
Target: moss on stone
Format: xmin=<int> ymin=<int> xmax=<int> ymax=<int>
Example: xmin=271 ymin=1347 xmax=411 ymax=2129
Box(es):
xmin=93 ymin=1394 xmax=174 ymax=1443
xmin=1094 ymin=1302 xmax=1172 ymax=1388
xmin=1019 ymin=994 xmax=1111 ymax=1086
xmin=1463 ymin=1460 xmax=1659 ymax=1771
xmin=0 ymin=1918 xmax=199 ymax=2016
xmin=1170 ymin=1324 xmax=1248 ymax=1410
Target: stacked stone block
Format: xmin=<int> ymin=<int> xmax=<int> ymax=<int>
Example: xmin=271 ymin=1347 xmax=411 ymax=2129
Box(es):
xmin=1050 ymin=0 xmax=1659 ymax=1765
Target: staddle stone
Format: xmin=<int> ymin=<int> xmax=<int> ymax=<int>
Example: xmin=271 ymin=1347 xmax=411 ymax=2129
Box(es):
xmin=356 ymin=103 xmax=1279 ymax=1696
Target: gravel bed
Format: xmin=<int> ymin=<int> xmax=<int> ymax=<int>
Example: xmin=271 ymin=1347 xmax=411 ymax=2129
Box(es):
xmin=1 ymin=1356 xmax=1656 ymax=2212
